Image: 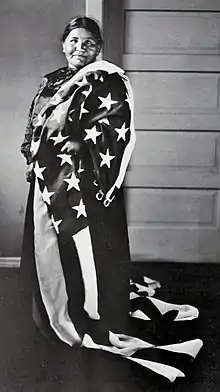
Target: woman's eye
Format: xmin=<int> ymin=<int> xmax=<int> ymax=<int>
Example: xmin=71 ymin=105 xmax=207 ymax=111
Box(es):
xmin=85 ymin=40 xmax=95 ymax=47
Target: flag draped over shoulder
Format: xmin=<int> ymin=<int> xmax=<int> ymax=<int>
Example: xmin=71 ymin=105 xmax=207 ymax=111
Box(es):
xmin=24 ymin=60 xmax=202 ymax=382
xmin=31 ymin=60 xmax=135 ymax=216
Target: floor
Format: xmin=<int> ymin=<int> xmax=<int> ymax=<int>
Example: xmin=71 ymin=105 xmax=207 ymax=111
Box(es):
xmin=0 ymin=262 xmax=219 ymax=392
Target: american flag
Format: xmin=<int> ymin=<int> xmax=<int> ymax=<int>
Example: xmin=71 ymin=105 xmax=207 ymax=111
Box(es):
xmin=30 ymin=60 xmax=202 ymax=381
xmin=30 ymin=60 xmax=135 ymax=240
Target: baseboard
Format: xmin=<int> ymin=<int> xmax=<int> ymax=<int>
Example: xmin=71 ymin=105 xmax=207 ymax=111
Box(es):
xmin=0 ymin=257 xmax=20 ymax=268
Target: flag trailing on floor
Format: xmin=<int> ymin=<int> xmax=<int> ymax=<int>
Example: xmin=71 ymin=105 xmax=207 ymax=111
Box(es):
xmin=82 ymin=276 xmax=203 ymax=383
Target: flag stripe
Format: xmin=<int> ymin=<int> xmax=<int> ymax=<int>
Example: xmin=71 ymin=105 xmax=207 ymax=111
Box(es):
xmin=73 ymin=226 xmax=100 ymax=320
xmin=33 ymin=179 xmax=81 ymax=345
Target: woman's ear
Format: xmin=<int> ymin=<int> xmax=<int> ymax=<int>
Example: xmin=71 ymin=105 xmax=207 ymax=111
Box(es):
xmin=96 ymin=44 xmax=102 ymax=56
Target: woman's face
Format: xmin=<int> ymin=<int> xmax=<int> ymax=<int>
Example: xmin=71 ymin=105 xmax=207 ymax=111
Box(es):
xmin=62 ymin=28 xmax=101 ymax=70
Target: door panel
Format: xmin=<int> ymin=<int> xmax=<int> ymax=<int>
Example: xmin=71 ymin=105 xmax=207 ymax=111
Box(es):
xmin=129 ymin=73 xmax=218 ymax=110
xmin=127 ymin=131 xmax=220 ymax=188
xmin=128 ymin=225 xmax=220 ymax=262
xmin=130 ymin=132 xmax=218 ymax=168
xmin=123 ymin=55 xmax=220 ymax=72
xmin=128 ymin=72 xmax=220 ymax=130
xmin=127 ymin=189 xmax=217 ymax=225
xmin=124 ymin=12 xmax=220 ymax=53
xmin=125 ymin=0 xmax=220 ymax=11
xmin=127 ymin=189 xmax=220 ymax=261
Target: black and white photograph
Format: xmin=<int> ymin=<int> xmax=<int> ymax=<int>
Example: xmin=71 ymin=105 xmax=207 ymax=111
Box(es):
xmin=0 ymin=0 xmax=220 ymax=391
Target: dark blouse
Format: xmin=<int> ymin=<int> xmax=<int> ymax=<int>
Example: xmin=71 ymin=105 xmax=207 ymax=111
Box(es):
xmin=21 ymin=67 xmax=76 ymax=164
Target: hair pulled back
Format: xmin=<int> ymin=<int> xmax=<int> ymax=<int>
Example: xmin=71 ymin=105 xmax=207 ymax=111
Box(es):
xmin=62 ymin=16 xmax=102 ymax=46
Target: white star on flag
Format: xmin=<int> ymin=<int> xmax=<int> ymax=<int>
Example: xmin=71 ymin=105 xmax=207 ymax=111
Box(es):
xmin=42 ymin=186 xmax=55 ymax=205
xmin=79 ymin=101 xmax=89 ymax=119
xmin=99 ymin=149 xmax=115 ymax=168
xmin=115 ymin=123 xmax=129 ymax=141
xmin=98 ymin=93 xmax=118 ymax=111
xmin=84 ymin=125 xmax=102 ymax=144
xmin=57 ymin=154 xmax=72 ymax=166
xmin=75 ymin=75 xmax=88 ymax=88
xmin=82 ymin=85 xmax=92 ymax=98
xmin=50 ymin=131 xmax=68 ymax=145
xmin=99 ymin=118 xmax=110 ymax=126
xmin=51 ymin=105 xmax=66 ymax=124
xmin=51 ymin=215 xmax=62 ymax=234
xmin=64 ymin=172 xmax=80 ymax=191
xmin=72 ymin=199 xmax=87 ymax=219
xmin=34 ymin=161 xmax=46 ymax=180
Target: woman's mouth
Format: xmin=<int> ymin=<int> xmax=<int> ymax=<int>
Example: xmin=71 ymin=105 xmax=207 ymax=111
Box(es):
xmin=72 ymin=53 xmax=86 ymax=59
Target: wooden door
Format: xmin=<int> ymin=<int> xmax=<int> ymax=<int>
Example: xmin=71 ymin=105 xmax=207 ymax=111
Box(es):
xmin=105 ymin=0 xmax=220 ymax=262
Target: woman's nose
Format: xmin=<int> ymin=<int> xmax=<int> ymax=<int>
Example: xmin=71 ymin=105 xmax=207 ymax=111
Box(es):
xmin=76 ymin=40 xmax=84 ymax=51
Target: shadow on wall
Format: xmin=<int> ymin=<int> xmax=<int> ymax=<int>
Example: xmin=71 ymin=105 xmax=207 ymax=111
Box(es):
xmin=0 ymin=0 xmax=84 ymax=257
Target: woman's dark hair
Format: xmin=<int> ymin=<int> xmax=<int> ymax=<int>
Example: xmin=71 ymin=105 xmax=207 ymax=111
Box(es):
xmin=62 ymin=16 xmax=103 ymax=46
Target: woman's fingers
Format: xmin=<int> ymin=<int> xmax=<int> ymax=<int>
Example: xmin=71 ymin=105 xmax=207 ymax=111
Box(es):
xmin=61 ymin=141 xmax=81 ymax=153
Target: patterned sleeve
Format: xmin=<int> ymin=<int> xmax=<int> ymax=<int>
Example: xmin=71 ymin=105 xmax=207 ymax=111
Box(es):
xmin=21 ymin=77 xmax=48 ymax=164
xmin=77 ymin=71 xmax=135 ymax=206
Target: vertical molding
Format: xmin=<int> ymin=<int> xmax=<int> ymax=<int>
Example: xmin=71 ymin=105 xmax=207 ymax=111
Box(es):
xmin=85 ymin=0 xmax=104 ymax=59
xmin=85 ymin=0 xmax=104 ymax=25
xmin=85 ymin=0 xmax=124 ymax=66
xmin=103 ymin=0 xmax=124 ymax=66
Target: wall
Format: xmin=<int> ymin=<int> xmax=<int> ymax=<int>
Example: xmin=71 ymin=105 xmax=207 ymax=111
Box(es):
xmin=121 ymin=0 xmax=220 ymax=262
xmin=0 ymin=0 xmax=84 ymax=257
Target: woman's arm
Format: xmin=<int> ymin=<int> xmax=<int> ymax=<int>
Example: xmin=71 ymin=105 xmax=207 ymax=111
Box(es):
xmin=21 ymin=77 xmax=47 ymax=181
xmin=21 ymin=77 xmax=48 ymax=164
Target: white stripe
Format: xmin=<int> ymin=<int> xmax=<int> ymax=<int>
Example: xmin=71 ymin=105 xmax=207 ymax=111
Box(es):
xmin=82 ymin=333 xmax=129 ymax=355
xmin=73 ymin=227 xmax=100 ymax=320
xmin=33 ymin=180 xmax=81 ymax=346
xmin=105 ymin=75 xmax=136 ymax=201
xmin=129 ymin=309 xmax=151 ymax=321
xmin=143 ymin=276 xmax=161 ymax=289
xmin=131 ymin=282 xmax=156 ymax=297
xmin=82 ymin=333 xmax=153 ymax=357
xmin=159 ymin=339 xmax=203 ymax=359
xmin=128 ymin=357 xmax=185 ymax=382
xmin=148 ymin=296 xmax=199 ymax=321
xmin=129 ymin=292 xmax=139 ymax=300
xmin=82 ymin=333 xmax=185 ymax=382
xmin=109 ymin=332 xmax=153 ymax=352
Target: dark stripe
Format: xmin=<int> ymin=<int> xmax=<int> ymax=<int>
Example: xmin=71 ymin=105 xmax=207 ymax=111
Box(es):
xmin=131 ymin=347 xmax=193 ymax=375
xmin=130 ymin=296 xmax=179 ymax=323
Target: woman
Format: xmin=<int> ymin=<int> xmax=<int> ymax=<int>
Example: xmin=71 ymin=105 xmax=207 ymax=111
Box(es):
xmin=21 ymin=17 xmax=202 ymax=382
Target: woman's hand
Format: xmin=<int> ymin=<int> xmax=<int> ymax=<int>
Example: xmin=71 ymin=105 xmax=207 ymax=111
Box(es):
xmin=61 ymin=141 xmax=81 ymax=153
xmin=26 ymin=162 xmax=34 ymax=183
